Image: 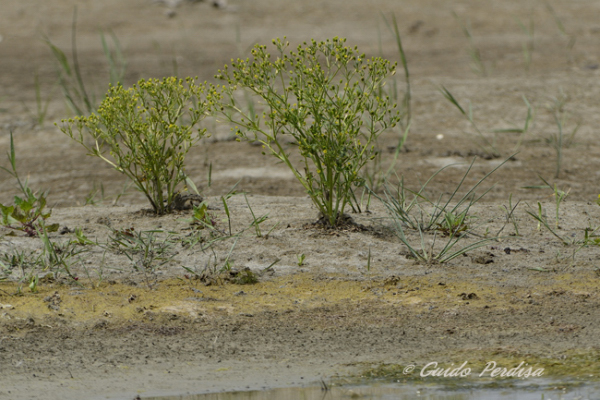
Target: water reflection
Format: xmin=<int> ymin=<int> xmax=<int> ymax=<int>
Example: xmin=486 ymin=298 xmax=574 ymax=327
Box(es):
xmin=146 ymin=381 xmax=600 ymax=400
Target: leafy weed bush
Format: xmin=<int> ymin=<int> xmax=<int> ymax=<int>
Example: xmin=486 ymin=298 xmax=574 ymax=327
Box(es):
xmin=217 ymin=37 xmax=400 ymax=227
xmin=59 ymin=77 xmax=220 ymax=215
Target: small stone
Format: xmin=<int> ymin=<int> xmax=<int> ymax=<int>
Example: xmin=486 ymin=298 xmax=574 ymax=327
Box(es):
xmin=212 ymin=0 xmax=227 ymax=9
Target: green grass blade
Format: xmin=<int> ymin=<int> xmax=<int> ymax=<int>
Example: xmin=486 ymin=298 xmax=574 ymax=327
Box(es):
xmin=222 ymin=195 xmax=232 ymax=236
xmin=439 ymin=85 xmax=467 ymax=116
xmin=70 ymin=7 xmax=93 ymax=114
xmin=42 ymin=37 xmax=72 ymax=76
xmin=439 ymin=237 xmax=497 ymax=263
xmin=389 ymin=13 xmax=411 ymax=125
xmin=184 ymin=174 xmax=200 ymax=196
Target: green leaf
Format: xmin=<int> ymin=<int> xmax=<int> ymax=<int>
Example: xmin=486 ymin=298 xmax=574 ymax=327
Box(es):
xmin=13 ymin=195 xmax=24 ymax=207
xmin=193 ymin=202 xmax=208 ymax=222
xmin=11 ymin=208 xmax=28 ymax=224
xmin=18 ymin=198 xmax=35 ymax=214
xmin=0 ymin=204 xmax=18 ymax=225
xmin=184 ymin=174 xmax=200 ymax=195
xmin=45 ymin=223 xmax=60 ymax=233
xmin=528 ymin=267 xmax=552 ymax=272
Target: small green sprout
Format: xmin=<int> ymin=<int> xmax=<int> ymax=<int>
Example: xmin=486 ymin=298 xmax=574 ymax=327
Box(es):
xmin=297 ymin=254 xmax=306 ymax=267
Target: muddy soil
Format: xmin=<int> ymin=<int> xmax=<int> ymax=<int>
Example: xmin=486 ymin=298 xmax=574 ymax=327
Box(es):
xmin=1 ymin=1 xmax=600 ymax=399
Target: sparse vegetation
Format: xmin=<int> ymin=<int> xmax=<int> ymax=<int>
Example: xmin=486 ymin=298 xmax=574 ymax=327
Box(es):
xmin=376 ymin=158 xmax=507 ymax=264
xmin=4 ymin=3 xmax=600 ymax=397
xmin=523 ymin=176 xmax=570 ymax=229
xmin=515 ymin=12 xmax=535 ymax=71
xmin=453 ymin=11 xmax=487 ymax=76
xmin=0 ymin=17 xmax=594 ymax=299
xmin=243 ymin=193 xmax=279 ymax=238
xmin=43 ymin=8 xmax=127 ymax=116
xmin=545 ymin=92 xmax=580 ymax=178
xmin=106 ymin=227 xmax=176 ymax=288
xmin=440 ymin=87 xmax=533 ymax=158
xmin=359 ymin=13 xmax=412 ymax=211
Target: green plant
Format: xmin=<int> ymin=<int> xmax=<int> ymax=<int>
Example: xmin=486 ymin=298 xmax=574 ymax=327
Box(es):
xmin=386 ymin=214 xmax=494 ymax=265
xmin=180 ymin=191 xmax=281 ymax=284
xmin=0 ymin=250 xmax=43 ymax=293
xmin=38 ymin=220 xmax=86 ymax=282
xmin=550 ymin=184 xmax=569 ymax=229
xmin=84 ymin=181 xmax=133 ymax=206
xmin=0 ymin=132 xmax=58 ymax=236
xmin=181 ymin=232 xmax=241 ymax=284
xmin=232 ymin=267 xmax=258 ymax=285
xmin=545 ymin=92 xmax=580 ymax=178
xmin=100 ymin=29 xmax=127 ymax=87
xmin=70 ymin=227 xmax=96 ymax=245
xmin=440 ymin=88 xmax=533 ymax=158
xmin=381 ymin=13 xmax=411 ymax=130
xmin=497 ymin=194 xmax=521 ymax=236
xmin=523 ymin=182 xmax=598 ymax=262
xmin=452 ymin=11 xmax=486 ymax=76
xmin=30 ymin=71 xmax=53 ymax=125
xmin=84 ymin=182 xmax=106 ymax=206
xmin=440 ymin=86 xmax=498 ymax=157
xmin=297 ymin=253 xmax=306 ymax=266
xmin=376 ymin=158 xmax=507 ymax=264
xmin=43 ymin=8 xmax=94 ymax=115
xmin=43 ymin=8 xmax=127 ymax=116
xmin=381 ymin=158 xmax=506 ymax=232
xmin=108 ymin=228 xmax=175 ymax=270
xmin=582 ymin=226 xmax=600 ymax=247
xmin=107 ymin=227 xmax=176 ymax=288
xmin=243 ymin=193 xmax=279 ymax=238
xmin=220 ymin=189 xmax=236 ymax=236
xmin=0 ymin=189 xmax=54 ymax=237
xmin=526 ymin=203 xmax=599 ymax=261
xmin=0 ymin=221 xmax=87 ymax=290
xmin=492 ymin=95 xmax=534 ymax=153
xmin=436 ymin=209 xmax=471 ymax=237
xmin=544 ymin=0 xmax=576 ymax=51
xmin=188 ymin=201 xmax=218 ymax=230
xmin=515 ymin=13 xmax=535 ymax=71
xmin=523 ymin=176 xmax=570 ymax=229
xmin=217 ymin=37 xmax=400 ymax=227
xmin=359 ymin=13 xmax=412 ymax=211
xmin=206 ymin=161 xmax=213 ymax=188
xmin=183 ymin=190 xmax=237 ymax=237
xmin=59 ymin=77 xmax=220 ymax=215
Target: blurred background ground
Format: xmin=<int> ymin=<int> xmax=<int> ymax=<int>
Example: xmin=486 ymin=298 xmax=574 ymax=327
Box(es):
xmin=2 ymin=0 xmax=600 ymax=205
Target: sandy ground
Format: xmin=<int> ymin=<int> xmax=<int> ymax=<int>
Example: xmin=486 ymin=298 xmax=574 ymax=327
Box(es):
xmin=1 ymin=0 xmax=600 ymax=399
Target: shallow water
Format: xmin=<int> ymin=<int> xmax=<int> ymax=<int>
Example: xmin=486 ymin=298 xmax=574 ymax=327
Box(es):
xmin=146 ymin=380 xmax=600 ymax=400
